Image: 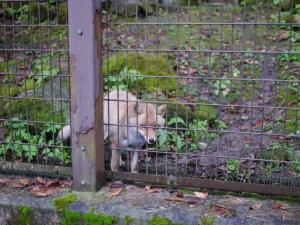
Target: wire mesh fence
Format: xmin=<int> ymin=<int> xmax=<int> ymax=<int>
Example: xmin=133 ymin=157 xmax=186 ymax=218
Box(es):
xmin=103 ymin=0 xmax=300 ymax=191
xmin=0 ymin=0 xmax=71 ymax=175
xmin=1 ymin=0 xmax=300 ymax=194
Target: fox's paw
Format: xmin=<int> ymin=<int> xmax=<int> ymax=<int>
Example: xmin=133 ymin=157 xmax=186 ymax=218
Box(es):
xmin=120 ymin=159 xmax=126 ymax=166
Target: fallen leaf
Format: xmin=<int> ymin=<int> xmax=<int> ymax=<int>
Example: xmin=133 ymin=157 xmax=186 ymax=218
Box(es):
xmin=46 ymin=179 xmax=60 ymax=187
xmin=61 ymin=180 xmax=73 ymax=188
xmin=249 ymin=203 xmax=262 ymax=210
xmin=228 ymin=197 xmax=247 ymax=205
xmin=108 ymin=188 xmax=123 ymax=197
xmin=176 ymin=191 xmax=184 ymax=198
xmin=144 ymin=185 xmax=162 ymax=193
xmin=110 ymin=180 xmax=124 ymax=189
xmin=218 ymin=165 xmax=227 ymax=171
xmin=254 ymin=120 xmax=263 ymax=128
xmin=145 ymin=185 xmax=152 ymax=191
xmin=19 ymin=178 xmax=32 ymax=187
xmin=0 ymin=178 xmax=10 ymax=185
xmin=29 ymin=187 xmax=57 ymax=197
xmin=11 ymin=181 xmax=24 ymax=188
xmin=165 ymin=197 xmax=197 ymax=205
xmin=36 ymin=177 xmax=46 ymax=185
xmin=194 ymin=191 xmax=208 ymax=199
xmin=210 ymin=204 xmax=235 ymax=217
xmin=277 ymin=31 xmax=290 ymax=41
xmin=272 ymin=203 xmax=286 ymax=210
xmin=244 ymin=58 xmax=260 ymax=65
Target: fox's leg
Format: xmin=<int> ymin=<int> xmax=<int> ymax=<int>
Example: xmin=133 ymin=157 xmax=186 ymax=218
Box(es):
xmin=120 ymin=154 xmax=126 ymax=166
xmin=110 ymin=142 xmax=120 ymax=172
xmin=130 ymin=150 xmax=138 ymax=173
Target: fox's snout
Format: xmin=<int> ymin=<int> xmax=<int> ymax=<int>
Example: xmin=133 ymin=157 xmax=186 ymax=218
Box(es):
xmin=147 ymin=137 xmax=156 ymax=145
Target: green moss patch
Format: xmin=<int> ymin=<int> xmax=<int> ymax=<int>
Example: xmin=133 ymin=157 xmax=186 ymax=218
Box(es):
xmin=1 ymin=98 xmax=65 ymax=125
xmin=149 ymin=215 xmax=185 ymax=225
xmin=83 ymin=212 xmax=119 ymax=225
xmin=17 ymin=206 xmax=33 ymax=225
xmin=53 ymin=194 xmax=78 ymax=214
xmin=200 ymin=215 xmax=217 ymax=225
xmin=103 ymin=52 xmax=176 ymax=93
xmin=124 ymin=215 xmax=135 ymax=225
xmin=165 ymin=101 xmax=217 ymax=125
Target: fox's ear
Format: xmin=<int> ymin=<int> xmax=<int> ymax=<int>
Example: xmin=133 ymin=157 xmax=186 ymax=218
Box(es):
xmin=158 ymin=105 xmax=166 ymax=116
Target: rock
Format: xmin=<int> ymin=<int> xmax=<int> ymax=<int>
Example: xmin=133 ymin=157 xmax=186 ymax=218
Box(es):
xmin=18 ymin=76 xmax=70 ymax=124
xmin=198 ymin=142 xmax=207 ymax=150
xmin=295 ymin=150 xmax=300 ymax=159
xmin=104 ymin=0 xmax=156 ymax=17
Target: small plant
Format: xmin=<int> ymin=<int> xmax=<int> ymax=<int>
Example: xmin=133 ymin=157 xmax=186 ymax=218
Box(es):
xmin=31 ymin=53 xmax=60 ymax=85
xmin=105 ymin=67 xmax=144 ymax=92
xmin=261 ymin=143 xmax=300 ymax=176
xmin=149 ymin=215 xmax=184 ymax=225
xmin=157 ymin=117 xmax=222 ymax=152
xmin=227 ymin=159 xmax=240 ymax=178
xmin=277 ymin=53 xmax=298 ymax=63
xmin=0 ymin=118 xmax=70 ymax=163
xmin=17 ymin=206 xmax=33 ymax=225
xmin=213 ymin=80 xmax=231 ymax=97
xmin=124 ymin=215 xmax=135 ymax=225
xmin=83 ymin=212 xmax=119 ymax=225
xmin=199 ymin=215 xmax=217 ymax=225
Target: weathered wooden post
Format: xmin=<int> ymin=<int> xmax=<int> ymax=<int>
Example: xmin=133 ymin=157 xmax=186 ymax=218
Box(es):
xmin=68 ymin=0 xmax=104 ymax=191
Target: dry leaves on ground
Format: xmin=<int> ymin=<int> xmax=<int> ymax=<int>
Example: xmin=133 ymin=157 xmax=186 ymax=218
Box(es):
xmin=165 ymin=196 xmax=197 ymax=205
xmin=268 ymin=31 xmax=290 ymax=42
xmin=144 ymin=185 xmax=162 ymax=193
xmin=272 ymin=203 xmax=286 ymax=210
xmin=29 ymin=187 xmax=58 ymax=197
xmin=249 ymin=203 xmax=262 ymax=210
xmin=194 ymin=192 xmax=209 ymax=199
xmin=108 ymin=187 xmax=124 ymax=197
xmin=210 ymin=204 xmax=235 ymax=217
xmin=0 ymin=176 xmax=72 ymax=197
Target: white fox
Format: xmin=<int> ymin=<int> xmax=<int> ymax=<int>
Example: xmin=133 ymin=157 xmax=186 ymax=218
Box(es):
xmin=58 ymin=90 xmax=166 ymax=173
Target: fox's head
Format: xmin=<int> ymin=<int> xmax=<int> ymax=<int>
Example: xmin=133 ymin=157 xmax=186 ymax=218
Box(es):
xmin=134 ymin=103 xmax=166 ymax=145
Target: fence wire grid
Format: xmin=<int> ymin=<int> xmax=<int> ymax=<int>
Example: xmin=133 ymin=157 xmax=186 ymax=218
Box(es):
xmin=0 ymin=0 xmax=71 ymax=175
xmin=103 ymin=0 xmax=300 ymax=190
xmin=0 ymin=0 xmax=300 ymax=194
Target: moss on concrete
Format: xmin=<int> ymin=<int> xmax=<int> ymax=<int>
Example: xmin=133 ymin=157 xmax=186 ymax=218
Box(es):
xmin=124 ymin=215 xmax=135 ymax=225
xmin=53 ymin=194 xmax=78 ymax=214
xmin=149 ymin=215 xmax=185 ymax=225
xmin=17 ymin=206 xmax=33 ymax=225
xmin=199 ymin=216 xmax=217 ymax=225
xmin=83 ymin=212 xmax=119 ymax=225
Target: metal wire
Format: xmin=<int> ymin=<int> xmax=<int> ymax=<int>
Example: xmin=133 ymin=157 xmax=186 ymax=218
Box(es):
xmin=0 ymin=0 xmax=71 ymax=173
xmin=103 ymin=0 xmax=300 ymax=191
xmin=1 ymin=0 xmax=300 ymax=194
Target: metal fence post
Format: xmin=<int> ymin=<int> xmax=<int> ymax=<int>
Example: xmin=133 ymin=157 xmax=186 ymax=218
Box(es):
xmin=68 ymin=0 xmax=104 ymax=191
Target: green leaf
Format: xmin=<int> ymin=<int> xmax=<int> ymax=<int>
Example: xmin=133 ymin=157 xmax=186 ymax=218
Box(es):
xmin=167 ymin=117 xmax=186 ymax=126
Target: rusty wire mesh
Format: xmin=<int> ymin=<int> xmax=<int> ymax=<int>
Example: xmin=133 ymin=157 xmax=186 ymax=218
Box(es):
xmin=0 ymin=0 xmax=71 ymax=174
xmin=103 ymin=0 xmax=300 ymax=189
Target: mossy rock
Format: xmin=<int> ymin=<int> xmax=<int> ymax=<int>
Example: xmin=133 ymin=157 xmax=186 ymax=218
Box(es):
xmin=31 ymin=2 xmax=67 ymax=24
xmin=179 ymin=0 xmax=199 ymax=6
xmin=103 ymin=52 xmax=176 ymax=93
xmin=142 ymin=95 xmax=218 ymax=125
xmin=165 ymin=100 xmax=218 ymax=125
xmin=0 ymin=98 xmax=65 ymax=128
